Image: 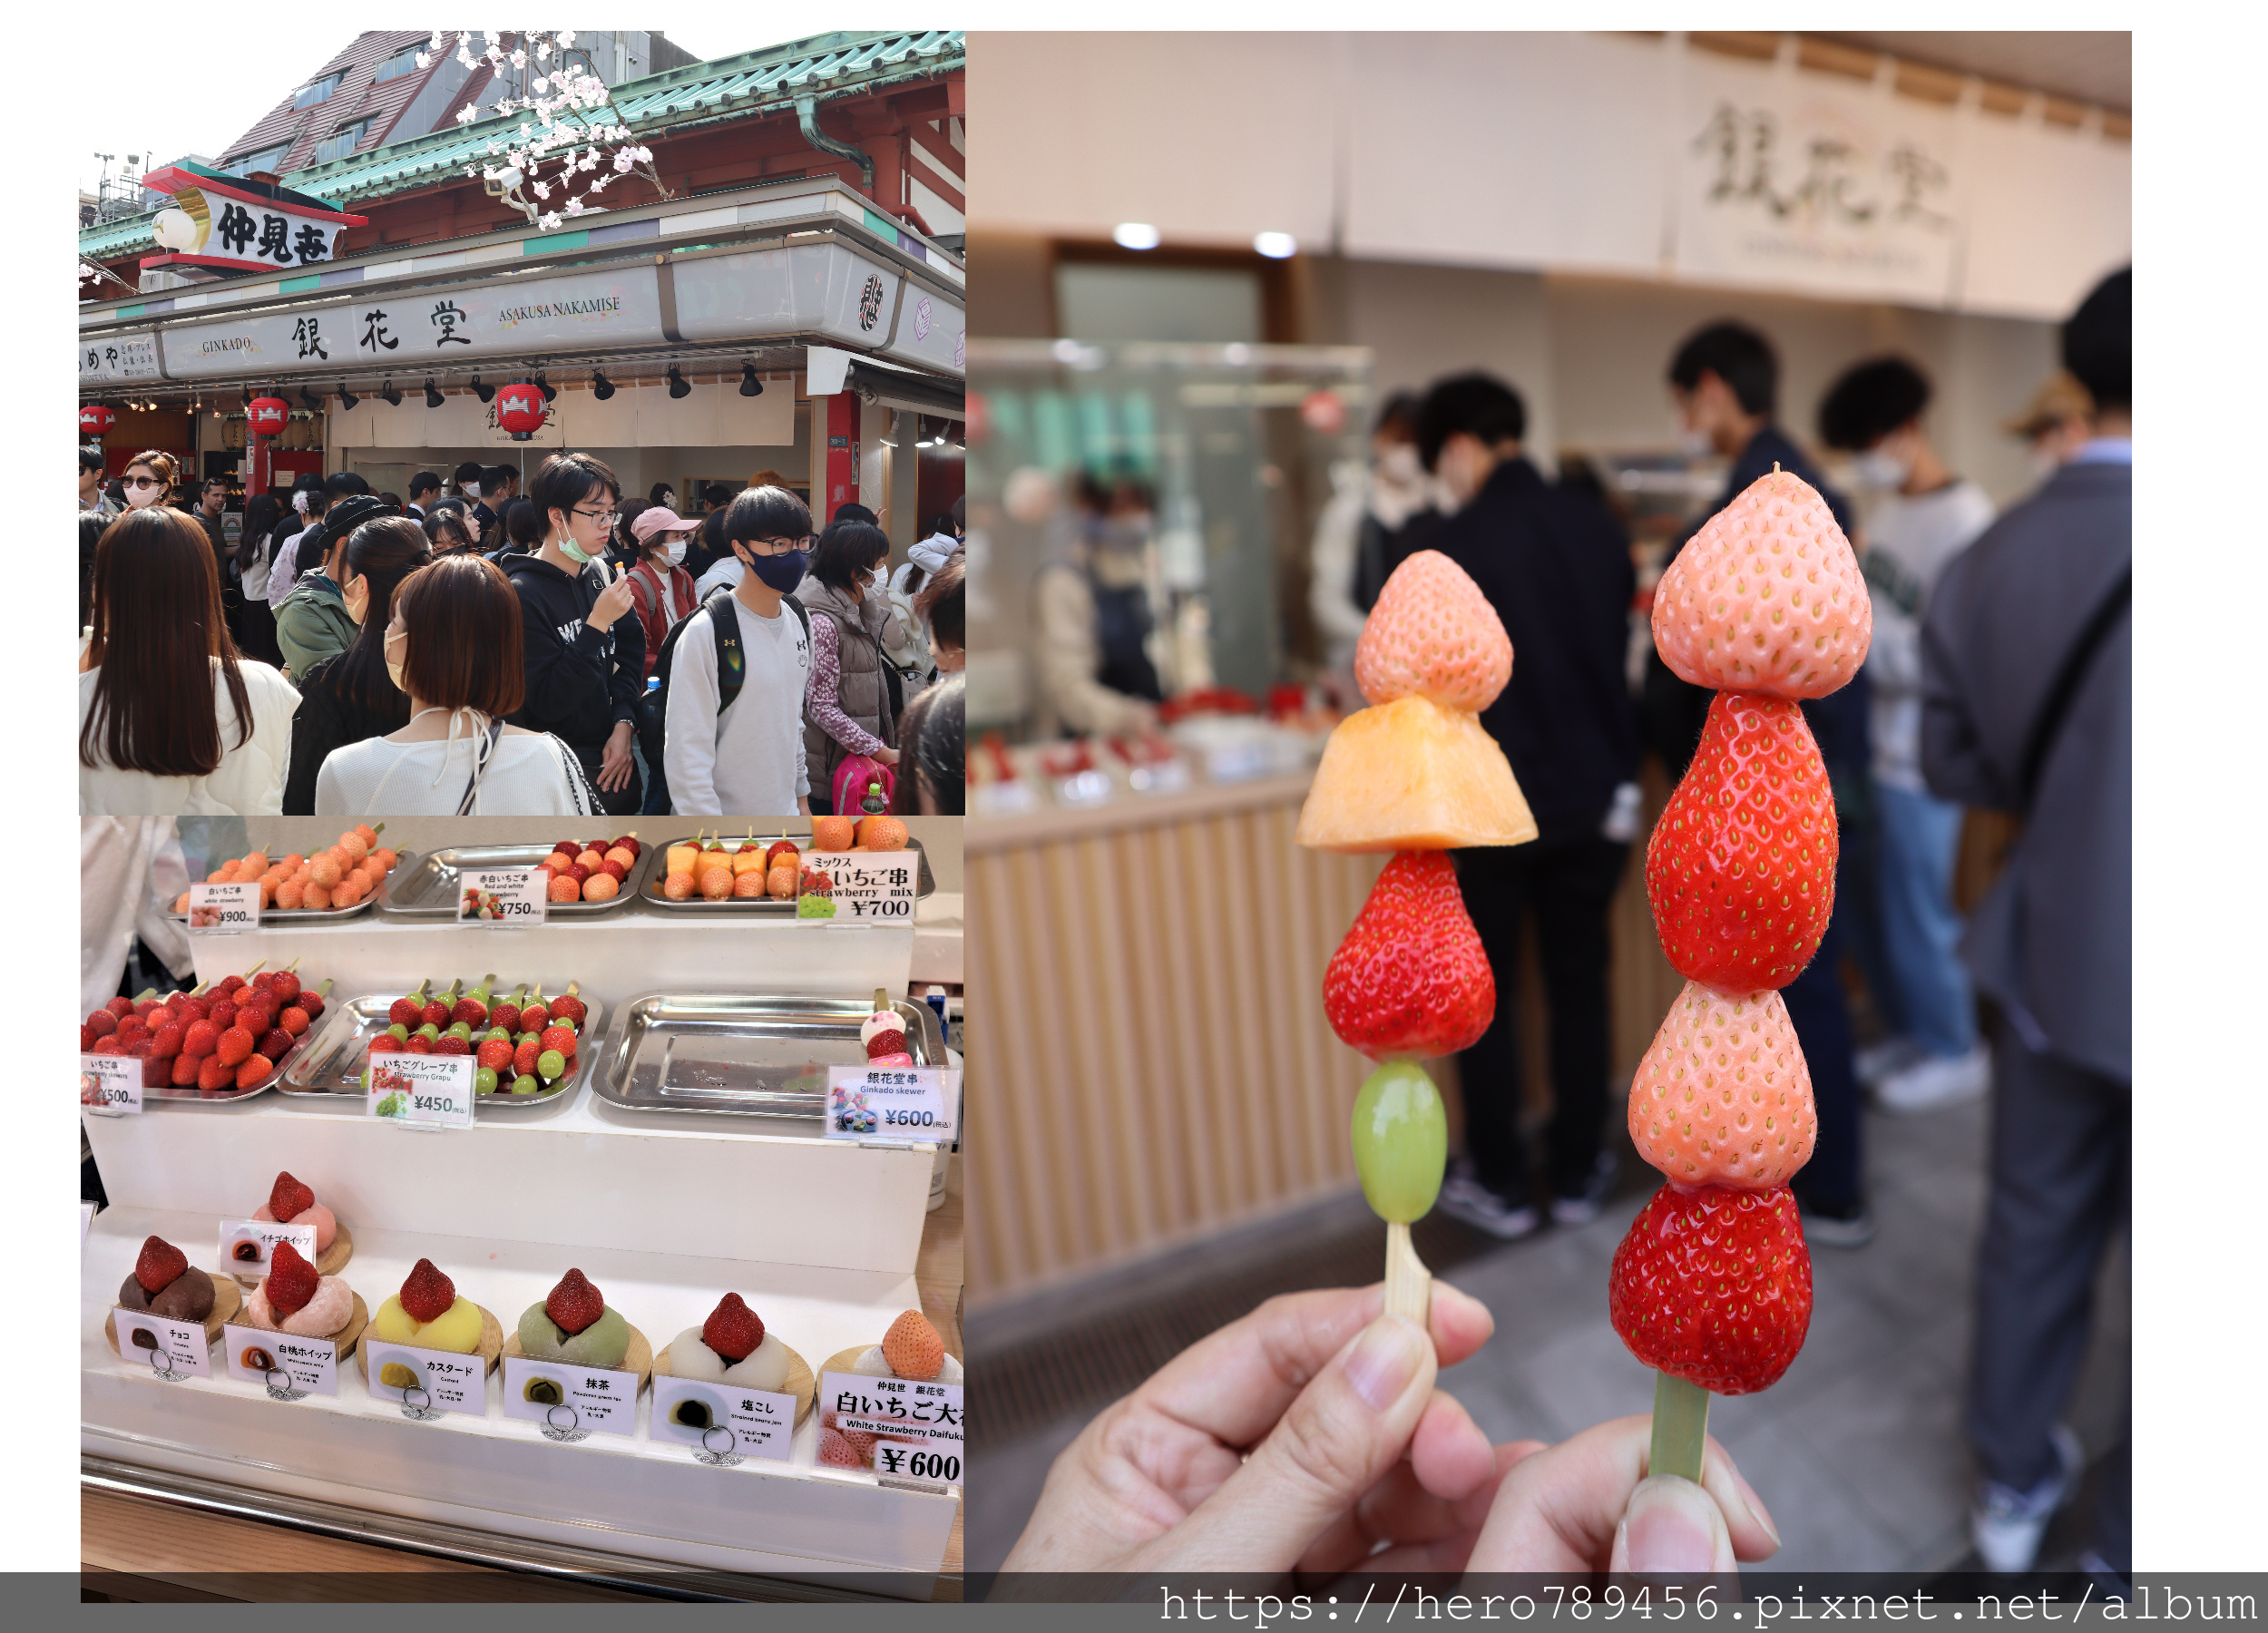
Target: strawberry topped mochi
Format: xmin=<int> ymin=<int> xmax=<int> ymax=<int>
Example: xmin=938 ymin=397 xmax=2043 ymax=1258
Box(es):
xmin=669 ymin=1293 xmax=793 ymax=1389
xmin=241 ymin=1241 xmax=357 ymax=1340
xmin=516 ymin=1268 xmax=632 ymax=1369
xmin=118 ymin=1235 xmax=216 ymax=1323
xmin=248 ymin=1170 xmax=351 ymax=1276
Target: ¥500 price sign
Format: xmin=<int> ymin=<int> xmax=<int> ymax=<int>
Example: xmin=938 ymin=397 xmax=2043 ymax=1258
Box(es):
xmin=367 ymin=1054 xmax=477 ymax=1128
xmin=460 ymin=868 xmax=547 ymax=926
xmin=81 ymin=1055 xmax=142 ymax=1116
xmin=824 ymin=1066 xmax=959 ymax=1141
xmin=189 ymin=881 xmax=260 ymax=933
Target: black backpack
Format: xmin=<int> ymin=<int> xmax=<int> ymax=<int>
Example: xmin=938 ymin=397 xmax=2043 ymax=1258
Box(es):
xmin=640 ymin=586 xmax=809 ymax=810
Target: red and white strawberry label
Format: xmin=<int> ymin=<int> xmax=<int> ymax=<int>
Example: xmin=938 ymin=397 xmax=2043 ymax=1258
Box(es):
xmin=81 ymin=1055 xmax=142 ymax=1117
xmin=502 ymin=1356 xmax=639 ymax=1437
xmin=460 ymin=867 xmax=547 ymax=926
xmin=223 ymin=1324 xmax=338 ymax=1397
xmin=217 ymin=1217 xmax=317 ymax=1278
xmin=114 ymin=1311 xmax=210 ymax=1379
xmin=367 ymin=1054 xmax=477 ymax=1128
xmin=188 ymin=881 xmax=259 ymax=934
xmin=824 ymin=1066 xmax=959 ymax=1141
xmin=647 ymin=1376 xmax=797 ymax=1463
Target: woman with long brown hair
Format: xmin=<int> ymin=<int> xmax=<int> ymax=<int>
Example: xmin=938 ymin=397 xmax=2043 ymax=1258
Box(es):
xmin=79 ymin=506 xmax=298 ymax=814
xmin=281 ymin=515 xmax=434 ymax=814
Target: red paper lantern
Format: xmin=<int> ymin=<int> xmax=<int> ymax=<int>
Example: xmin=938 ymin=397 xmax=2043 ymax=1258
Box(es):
xmin=495 ymin=383 xmax=547 ymax=440
xmin=248 ymin=396 xmax=290 ymax=437
xmin=79 ymin=404 xmax=116 ymax=435
xmin=1299 ymin=389 xmax=1348 ymax=435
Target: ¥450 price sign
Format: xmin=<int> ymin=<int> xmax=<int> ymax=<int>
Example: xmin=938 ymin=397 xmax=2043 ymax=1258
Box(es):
xmin=460 ymin=867 xmax=547 ymax=926
xmin=367 ymin=1054 xmax=477 ymax=1129
xmin=824 ymin=1066 xmax=959 ymax=1141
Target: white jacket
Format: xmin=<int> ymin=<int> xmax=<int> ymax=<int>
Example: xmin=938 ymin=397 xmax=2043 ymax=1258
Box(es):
xmin=314 ymin=728 xmax=596 ymax=816
xmin=78 ymin=654 xmax=299 ymax=816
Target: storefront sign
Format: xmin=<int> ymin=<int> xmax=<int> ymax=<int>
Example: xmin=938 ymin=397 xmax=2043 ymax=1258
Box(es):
xmin=824 ymin=1066 xmax=959 ymax=1140
xmin=367 ymin=1054 xmax=477 ymax=1128
xmin=362 ymin=1338 xmax=485 ymax=1418
xmin=187 ymin=882 xmax=259 ymax=933
xmin=502 ymin=1356 xmax=640 ymax=1440
xmin=672 ymin=243 xmax=963 ymax=379
xmin=459 ymin=868 xmax=546 ymax=926
xmin=138 ymin=161 xmax=367 ymax=279
xmin=648 ymin=1376 xmax=797 ymax=1464
xmin=819 ymin=1371 xmax=963 ymax=1483
xmin=79 ymin=334 xmax=161 ymax=385
xmin=114 ymin=1310 xmax=210 ymax=1380
xmin=217 ymin=1217 xmax=316 ymax=1277
xmin=160 ymin=264 xmax=669 ymax=381
xmin=223 ymin=1324 xmax=338 ymax=1398
xmin=80 ymin=1056 xmax=142 ymax=1117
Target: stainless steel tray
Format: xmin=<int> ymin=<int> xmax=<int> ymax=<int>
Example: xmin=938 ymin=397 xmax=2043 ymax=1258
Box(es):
xmin=169 ymin=852 xmax=414 ymax=925
xmin=127 ymin=977 xmax=336 ymax=1103
xmin=632 ymin=834 xmax=935 ymax=916
xmin=591 ymin=993 xmax=946 ymax=1119
xmin=278 ymin=984 xmax=604 ymax=1110
xmin=376 ymin=843 xmax=640 ymax=920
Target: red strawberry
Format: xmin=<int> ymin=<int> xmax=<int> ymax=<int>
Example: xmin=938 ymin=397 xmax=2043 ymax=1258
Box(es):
xmin=217 ymin=974 xmax=248 ymax=997
xmin=297 ymin=989 xmax=327 ymax=1022
xmin=236 ymin=1056 xmax=274 ymax=1090
xmin=610 ymin=836 xmax=640 ymax=857
xmin=490 ymin=1000 xmax=523 ymax=1033
xmin=217 ymin=1026 xmax=256 ymax=1067
xmin=80 ymin=1024 xmax=97 ymax=1051
xmin=259 ymin=1027 xmax=296 ymax=1060
xmin=519 ymin=1001 xmax=549 ymax=1032
xmin=182 ymin=1019 xmax=220 ymax=1058
xmin=1608 ymin=1182 xmax=1813 ymax=1395
xmin=388 ymin=994 xmax=423 ymax=1028
xmin=453 ymin=995 xmax=489 ymax=1027
xmin=197 ymin=1054 xmax=232 ymax=1092
xmin=279 ymin=1006 xmax=311 ymax=1036
xmin=476 ymin=1038 xmax=513 ymax=1071
xmin=701 ymin=1293 xmax=765 ymax=1363
xmin=551 ymin=992 xmax=588 ymax=1026
xmin=134 ymin=996 xmax=164 ymax=1018
xmin=269 ymin=1171 xmax=316 ymax=1223
xmin=1646 ymin=691 xmax=1837 ymax=992
xmin=513 ymin=1039 xmax=542 ymax=1075
xmin=252 ymin=971 xmax=278 ymax=991
xmin=116 ymin=1019 xmax=150 ymax=1045
xmin=134 ymin=1235 xmax=189 ymax=1295
xmin=1322 ymin=851 xmax=1496 ymax=1060
xmin=265 ymin=1240 xmax=319 ymax=1317
xmin=209 ymin=1000 xmax=239 ymax=1032
xmin=539 ymin=1024 xmax=576 ymax=1058
xmin=171 ymin=1052 xmax=200 ymax=1087
xmin=865 ymin=1029 xmax=907 ymax=1060
xmin=367 ymin=1034 xmax=399 ymax=1057
xmin=270 ymin=972 xmax=302 ymax=1004
xmin=399 ymin=1257 xmax=456 ymax=1323
xmin=142 ymin=1053 xmax=171 ymax=1087
xmin=177 ymin=995 xmax=211 ymax=1023
xmin=92 ymin=1036 xmax=125 ymax=1056
xmin=435 ymin=1034 xmax=470 ymax=1056
xmin=406 ymin=1035 xmax=434 ymax=1054
xmin=85 ymin=1008 xmax=118 ymax=1038
xmin=104 ymin=995 xmax=134 ymax=1018
xmin=420 ymin=997 xmax=450 ymax=1029
xmin=544 ymin=1268 xmax=604 ymax=1335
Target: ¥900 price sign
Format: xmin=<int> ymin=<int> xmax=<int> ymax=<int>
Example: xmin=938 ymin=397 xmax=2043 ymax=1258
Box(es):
xmin=189 ymin=881 xmax=260 ymax=934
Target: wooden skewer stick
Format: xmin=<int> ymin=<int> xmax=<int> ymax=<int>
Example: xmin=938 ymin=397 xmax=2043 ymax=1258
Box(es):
xmin=1383 ymin=1220 xmax=1432 ymax=1326
xmin=1649 ymin=1372 xmax=1712 ymax=1483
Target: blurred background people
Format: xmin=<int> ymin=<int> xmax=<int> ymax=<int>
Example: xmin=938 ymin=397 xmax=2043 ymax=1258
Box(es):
xmin=1820 ymin=357 xmax=1999 ymax=1111
xmin=2006 ymin=369 xmax=2097 ymax=476
xmin=1034 ymin=472 xmax=1165 ymax=737
xmin=1922 ymin=267 xmax=2130 ymax=1580
xmin=80 ymin=446 xmax=119 ymax=519
xmin=1311 ymin=392 xmax=1448 ymax=685
xmin=274 ymin=494 xmax=392 ymax=681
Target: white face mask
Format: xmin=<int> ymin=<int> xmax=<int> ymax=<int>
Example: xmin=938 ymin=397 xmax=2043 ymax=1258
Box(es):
xmin=384 ymin=626 xmax=408 ymax=694
xmin=123 ymin=477 xmax=163 ymax=510
xmin=1851 ymin=446 xmax=1912 ymax=491
xmin=662 ymin=538 xmax=688 ymax=567
xmin=1376 ymin=443 xmax=1423 ymax=487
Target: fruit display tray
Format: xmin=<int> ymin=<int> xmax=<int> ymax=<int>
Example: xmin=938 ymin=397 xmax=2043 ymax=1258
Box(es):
xmin=276 ymin=989 xmax=606 ymax=1111
xmin=376 ymin=844 xmax=639 ymax=921
xmin=168 ymin=853 xmax=415 ymax=926
xmin=633 ymin=835 xmax=935 ymax=917
xmin=591 ymin=993 xmax=945 ymax=1120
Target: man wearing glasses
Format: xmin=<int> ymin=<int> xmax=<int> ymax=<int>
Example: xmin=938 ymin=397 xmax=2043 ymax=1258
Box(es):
xmin=502 ymin=452 xmax=647 ymax=815
xmin=79 ymin=449 xmax=120 ymax=519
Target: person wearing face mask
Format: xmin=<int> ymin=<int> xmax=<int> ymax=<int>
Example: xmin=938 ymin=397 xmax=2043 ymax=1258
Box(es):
xmin=116 ymin=451 xmax=182 ymax=515
xmin=914 ymin=550 xmax=964 ymax=676
xmin=2005 ymin=369 xmax=2097 ymax=478
xmin=1818 ymin=357 xmax=1998 ymax=1115
xmin=269 ymin=473 xmax=369 ymax=618
xmin=274 ymin=493 xmax=394 ymax=681
xmin=1407 ymin=373 xmax=1638 ymax=1240
xmin=499 ymin=452 xmax=647 ymax=816
xmin=1033 ymin=473 xmax=1165 ymax=738
xmin=1647 ymin=320 xmax=1873 ymax=1246
xmin=623 ymin=505 xmax=700 ymax=677
xmin=313 ymin=554 xmax=602 ymax=816
xmin=1352 ymin=395 xmax=1447 ymax=611
xmin=660 ymin=485 xmax=816 ymax=817
xmin=279 ymin=517 xmax=433 ymax=814
xmin=797 ymin=518 xmax=902 ymax=813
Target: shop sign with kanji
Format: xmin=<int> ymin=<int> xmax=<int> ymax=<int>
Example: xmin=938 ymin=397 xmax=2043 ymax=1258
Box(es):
xmin=138 ymin=160 xmax=367 ymax=279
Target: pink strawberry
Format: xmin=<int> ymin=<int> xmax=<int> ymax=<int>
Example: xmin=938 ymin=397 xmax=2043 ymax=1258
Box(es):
xmin=399 ymin=1258 xmax=456 ymax=1324
xmin=882 ymin=1310 xmax=945 ymax=1382
xmin=1647 ymin=691 xmax=1836 ymax=992
xmin=1353 ymin=549 xmax=1513 ymax=712
xmin=816 ymin=1427 xmax=865 ymax=1468
xmin=134 ymin=1235 xmax=188 ymax=1295
xmin=1629 ymin=983 xmax=1816 ymax=1190
xmin=265 ymin=1240 xmax=319 ymax=1317
xmin=1323 ymin=851 xmax=1495 ymax=1060
xmin=1608 ymin=1182 xmax=1812 ymax=1395
xmin=544 ymin=1268 xmax=604 ymax=1335
xmin=268 ymin=1171 xmax=316 ymax=1223
xmin=701 ymin=1293 xmax=765 ymax=1363
xmin=1650 ymin=466 xmax=1872 ymax=699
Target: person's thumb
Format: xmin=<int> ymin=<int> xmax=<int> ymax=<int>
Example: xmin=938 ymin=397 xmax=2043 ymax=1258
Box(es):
xmin=1608 ymin=1474 xmax=1739 ymax=1575
xmin=1148 ymin=1314 xmax=1437 ymax=1571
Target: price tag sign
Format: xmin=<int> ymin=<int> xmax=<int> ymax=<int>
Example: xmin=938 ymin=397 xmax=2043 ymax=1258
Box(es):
xmin=795 ymin=854 xmax=918 ymax=924
xmin=502 ymin=1356 xmax=640 ymax=1440
xmin=366 ymin=1054 xmax=477 ymax=1128
xmin=223 ymin=1325 xmax=338 ymax=1398
xmin=114 ymin=1310 xmax=211 ymax=1380
xmin=824 ymin=1067 xmax=960 ymax=1141
xmin=188 ymin=881 xmax=259 ymax=934
xmin=81 ymin=1055 xmax=142 ymax=1117
xmin=217 ymin=1217 xmax=316 ymax=1277
xmin=819 ymin=1371 xmax=963 ymax=1486
xmin=649 ymin=1376 xmax=797 ymax=1464
xmin=362 ymin=1339 xmax=486 ymax=1418
xmin=459 ymin=867 xmax=547 ymax=927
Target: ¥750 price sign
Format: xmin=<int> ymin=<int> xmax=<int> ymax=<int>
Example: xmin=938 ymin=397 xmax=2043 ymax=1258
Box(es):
xmin=459 ymin=868 xmax=546 ymax=926
xmin=824 ymin=1066 xmax=959 ymax=1140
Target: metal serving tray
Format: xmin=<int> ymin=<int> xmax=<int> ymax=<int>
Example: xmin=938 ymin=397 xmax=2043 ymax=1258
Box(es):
xmin=591 ymin=993 xmax=945 ymax=1120
xmin=377 ymin=843 xmax=640 ymax=920
xmin=632 ymin=835 xmax=935 ymax=916
xmin=277 ymin=985 xmax=605 ymax=1111
xmin=127 ymin=976 xmax=334 ymax=1103
xmin=168 ymin=852 xmax=414 ymax=926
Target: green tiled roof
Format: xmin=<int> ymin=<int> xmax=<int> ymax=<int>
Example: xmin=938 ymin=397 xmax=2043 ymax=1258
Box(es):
xmin=80 ymin=29 xmax=963 ymax=262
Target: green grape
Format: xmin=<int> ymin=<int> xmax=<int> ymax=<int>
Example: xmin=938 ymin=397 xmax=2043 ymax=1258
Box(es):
xmin=510 ymin=1073 xmax=541 ymax=1095
xmin=445 ymin=1020 xmax=472 ymax=1041
xmin=474 ymin=1067 xmax=499 ymax=1095
xmin=1350 ymin=1062 xmax=1447 ymax=1224
xmin=536 ymin=1048 xmax=566 ymax=1081
xmin=484 ymin=1026 xmax=511 ymax=1044
xmin=386 ymin=1022 xmax=409 ymax=1044
xmin=415 ymin=1022 xmax=441 ymax=1042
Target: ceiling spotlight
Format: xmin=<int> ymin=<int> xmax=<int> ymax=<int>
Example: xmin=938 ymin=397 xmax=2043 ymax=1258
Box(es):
xmin=739 ymin=361 xmax=764 ymax=398
xmin=425 ymin=379 xmax=445 ymax=407
xmin=537 ymin=372 xmax=556 ymax=403
xmin=667 ymin=366 xmax=690 ymax=400
xmin=1253 ymin=231 xmax=1298 ymax=259
xmin=300 ymin=386 xmax=324 ymax=412
xmin=1113 ymin=222 xmax=1161 ymax=250
xmin=380 ymin=379 xmax=402 ymax=406
xmin=470 ymin=376 xmax=495 ymax=404
xmin=591 ymin=369 xmax=614 ymax=402
xmin=337 ymin=382 xmax=359 ymax=409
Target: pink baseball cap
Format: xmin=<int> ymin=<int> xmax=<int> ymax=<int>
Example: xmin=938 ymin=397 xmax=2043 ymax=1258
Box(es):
xmin=630 ymin=507 xmax=695 ymax=543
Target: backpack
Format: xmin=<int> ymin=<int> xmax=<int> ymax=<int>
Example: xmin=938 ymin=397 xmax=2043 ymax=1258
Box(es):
xmin=640 ymin=586 xmax=809 ymax=810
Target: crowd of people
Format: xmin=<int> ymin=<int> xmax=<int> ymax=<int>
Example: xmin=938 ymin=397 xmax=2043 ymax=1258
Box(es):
xmin=1012 ymin=269 xmax=2130 ymax=1581
xmin=76 ymin=452 xmax=968 ymax=819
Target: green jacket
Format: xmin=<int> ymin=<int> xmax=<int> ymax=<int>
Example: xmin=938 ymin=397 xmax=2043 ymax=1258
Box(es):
xmin=273 ymin=569 xmax=357 ymax=681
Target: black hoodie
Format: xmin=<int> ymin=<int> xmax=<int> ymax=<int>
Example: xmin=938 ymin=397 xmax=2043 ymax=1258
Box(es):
xmin=501 ymin=553 xmax=646 ymax=760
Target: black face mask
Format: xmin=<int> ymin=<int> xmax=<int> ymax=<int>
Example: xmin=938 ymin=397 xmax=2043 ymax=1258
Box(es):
xmin=742 ymin=547 xmax=808 ymax=592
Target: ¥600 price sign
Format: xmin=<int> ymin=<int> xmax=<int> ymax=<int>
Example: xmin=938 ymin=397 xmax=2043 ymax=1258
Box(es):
xmin=460 ymin=868 xmax=546 ymax=927
xmin=824 ymin=1066 xmax=959 ymax=1141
